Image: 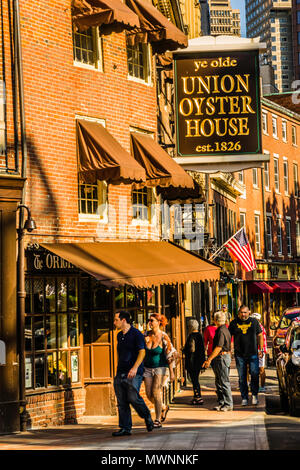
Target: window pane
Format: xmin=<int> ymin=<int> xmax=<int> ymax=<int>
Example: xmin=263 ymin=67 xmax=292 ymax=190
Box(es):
xmin=25 ymin=316 xmax=33 ymax=352
xmin=126 ymin=286 xmax=138 ymax=307
xmin=25 ymin=356 xmax=33 ymax=389
xmin=93 ymin=312 xmax=110 ymax=343
xmin=68 ymin=278 xmax=78 ymax=312
xmin=57 ymin=278 xmax=67 ymax=312
xmin=81 ymin=278 xmax=90 ymax=311
xmin=115 ymin=287 xmax=124 ymax=308
xmin=58 ymin=351 xmax=68 ymax=385
xmin=35 ymin=354 xmax=45 ymax=388
xmin=91 ymin=279 xmax=110 ymax=310
xmin=33 ymin=279 xmax=44 ymax=313
xmin=58 ymin=314 xmax=68 ymax=349
xmin=69 ymin=314 xmax=79 ymax=347
xmin=47 ymin=351 xmax=57 ymax=387
xmin=71 ymin=351 xmax=79 ymax=383
xmin=45 ymin=278 xmax=56 ymax=313
xmin=46 ymin=315 xmax=56 ymax=349
xmin=34 ymin=316 xmax=45 ymax=351
xmin=83 ymin=312 xmax=91 ymax=344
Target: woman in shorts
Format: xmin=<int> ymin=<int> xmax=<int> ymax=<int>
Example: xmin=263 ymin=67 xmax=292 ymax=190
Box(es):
xmin=144 ymin=313 xmax=175 ymax=428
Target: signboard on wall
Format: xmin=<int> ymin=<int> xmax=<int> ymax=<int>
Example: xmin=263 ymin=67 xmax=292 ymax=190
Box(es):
xmin=172 ymin=36 xmax=269 ymax=172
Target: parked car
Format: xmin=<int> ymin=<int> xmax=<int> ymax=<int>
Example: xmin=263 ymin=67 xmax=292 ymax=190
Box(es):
xmin=276 ymin=320 xmax=300 ymax=416
xmin=271 ymin=307 xmax=300 ymax=362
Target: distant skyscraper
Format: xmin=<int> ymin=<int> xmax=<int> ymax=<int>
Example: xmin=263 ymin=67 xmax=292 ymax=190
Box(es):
xmin=292 ymin=0 xmax=300 ymax=81
xmin=245 ymin=0 xmax=293 ymax=93
xmin=208 ymin=0 xmax=241 ymax=37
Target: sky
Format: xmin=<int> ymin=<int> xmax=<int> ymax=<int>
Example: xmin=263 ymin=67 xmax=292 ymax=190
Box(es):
xmin=230 ymin=0 xmax=246 ymax=37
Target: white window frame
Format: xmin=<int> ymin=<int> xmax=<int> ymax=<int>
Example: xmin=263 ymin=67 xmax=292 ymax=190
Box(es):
xmin=282 ymin=120 xmax=287 ymax=142
xmin=252 ymin=167 xmax=258 ymax=187
xmin=254 ymin=213 xmax=261 ymax=255
xmin=296 ymin=220 xmax=300 ymax=257
xmin=239 ymin=211 xmax=246 ymax=229
xmin=262 ymin=111 xmax=268 ymax=134
xmin=294 ymin=163 xmax=299 ymax=197
xmin=274 ymin=155 xmax=280 ymax=193
xmin=73 ymin=26 xmax=103 ymax=71
xmin=264 ymin=160 xmax=270 ymax=190
xmin=272 ymin=115 xmax=278 ymax=138
xmin=286 ymin=218 xmax=292 ymax=256
xmin=127 ymin=42 xmax=152 ymax=86
xmin=283 ymin=158 xmax=289 ymax=195
xmin=266 ymin=215 xmax=272 ymax=255
xmin=277 ymin=217 xmax=283 ymax=255
xmin=292 ymin=125 xmax=297 ymax=146
xmin=76 ymin=116 xmax=108 ymax=222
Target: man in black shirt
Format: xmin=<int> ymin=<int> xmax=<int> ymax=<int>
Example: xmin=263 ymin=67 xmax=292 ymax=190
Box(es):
xmin=229 ymin=305 xmax=263 ymax=406
xmin=203 ymin=311 xmax=233 ymax=411
xmin=112 ymin=311 xmax=154 ymax=437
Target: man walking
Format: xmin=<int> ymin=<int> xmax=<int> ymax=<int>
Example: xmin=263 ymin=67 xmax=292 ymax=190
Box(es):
xmin=229 ymin=305 xmax=263 ymax=406
xmin=202 ymin=311 xmax=233 ymax=411
xmin=113 ymin=311 xmax=154 ymax=436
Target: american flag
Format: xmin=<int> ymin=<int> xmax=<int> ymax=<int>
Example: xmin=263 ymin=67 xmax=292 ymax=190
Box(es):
xmin=224 ymin=228 xmax=257 ymax=272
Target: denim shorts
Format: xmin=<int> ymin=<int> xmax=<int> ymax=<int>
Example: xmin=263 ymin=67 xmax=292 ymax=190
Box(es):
xmin=143 ymin=366 xmax=169 ymax=378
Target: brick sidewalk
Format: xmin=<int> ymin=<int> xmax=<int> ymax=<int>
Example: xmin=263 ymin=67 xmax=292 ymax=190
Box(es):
xmin=0 ymin=367 xmax=278 ymax=450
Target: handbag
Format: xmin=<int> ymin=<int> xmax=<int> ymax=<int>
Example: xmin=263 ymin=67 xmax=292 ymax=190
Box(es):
xmin=162 ymin=332 xmax=180 ymax=370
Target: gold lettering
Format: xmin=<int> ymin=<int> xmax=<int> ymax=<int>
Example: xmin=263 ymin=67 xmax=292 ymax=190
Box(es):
xmin=215 ymin=118 xmax=228 ymax=137
xmin=228 ymin=96 xmax=241 ymax=114
xmin=228 ymin=118 xmax=239 ymax=136
xmin=200 ymin=119 xmax=215 ymax=137
xmin=181 ymin=77 xmax=195 ymax=95
xmin=236 ymin=74 xmax=250 ymax=93
xmin=215 ymin=96 xmax=229 ymax=115
xmin=206 ymin=97 xmax=216 ymax=115
xmin=179 ymin=98 xmax=193 ymax=116
xmin=240 ymin=96 xmax=255 ymax=114
xmin=238 ymin=117 xmax=250 ymax=135
xmin=185 ymin=119 xmax=201 ymax=137
xmin=192 ymin=97 xmax=206 ymax=115
xmin=220 ymin=75 xmax=235 ymax=93
xmin=196 ymin=76 xmax=211 ymax=94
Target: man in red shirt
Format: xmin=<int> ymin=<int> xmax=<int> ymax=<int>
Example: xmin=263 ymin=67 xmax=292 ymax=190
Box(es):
xmin=203 ymin=321 xmax=217 ymax=358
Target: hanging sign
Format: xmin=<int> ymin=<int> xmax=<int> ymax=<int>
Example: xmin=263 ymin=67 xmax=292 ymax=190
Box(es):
xmin=173 ymin=39 xmax=268 ymax=171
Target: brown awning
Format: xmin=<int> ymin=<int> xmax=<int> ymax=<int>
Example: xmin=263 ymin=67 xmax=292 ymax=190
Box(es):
xmin=130 ymin=132 xmax=194 ymax=188
xmin=41 ymin=241 xmax=220 ymax=288
xmin=72 ymin=0 xmax=140 ymax=32
xmin=125 ymin=0 xmax=188 ymax=53
xmin=77 ymin=119 xmax=146 ymax=184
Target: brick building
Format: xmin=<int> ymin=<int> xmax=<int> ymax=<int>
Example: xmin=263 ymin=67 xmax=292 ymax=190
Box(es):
xmin=0 ymin=0 xmax=222 ymax=433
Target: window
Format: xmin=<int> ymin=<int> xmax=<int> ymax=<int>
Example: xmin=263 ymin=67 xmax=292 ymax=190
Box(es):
xmin=132 ymin=187 xmax=153 ymax=221
xmin=127 ymin=41 xmax=151 ymax=83
xmin=292 ymin=125 xmax=297 ymax=146
xmin=283 ymin=160 xmax=289 ymax=194
xmin=239 ymin=212 xmax=246 ymax=229
xmin=25 ymin=277 xmax=80 ymax=390
xmin=254 ymin=214 xmax=261 ymax=254
xmin=277 ymin=218 xmax=282 ymax=254
xmin=286 ymin=219 xmax=292 ymax=255
xmin=264 ymin=161 xmax=270 ymax=190
xmin=78 ymin=180 xmax=108 ymax=218
xmin=274 ymin=157 xmax=279 ymax=192
xmin=252 ymin=168 xmax=258 ymax=187
xmin=272 ymin=116 xmax=278 ymax=138
xmin=296 ymin=221 xmax=300 ymax=257
xmin=266 ymin=216 xmax=272 ymax=255
xmin=238 ymin=170 xmax=244 ymax=184
xmin=262 ymin=112 xmax=268 ymax=134
xmin=73 ymin=26 xmax=102 ymax=69
xmin=293 ymin=163 xmax=299 ymax=197
xmin=282 ymin=121 xmax=287 ymax=142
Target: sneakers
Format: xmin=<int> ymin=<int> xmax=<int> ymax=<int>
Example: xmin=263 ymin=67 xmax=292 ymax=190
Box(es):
xmin=220 ymin=405 xmax=233 ymax=412
xmin=213 ymin=405 xmax=223 ymax=411
xmin=242 ymin=399 xmax=248 ymax=406
xmin=252 ymin=395 xmax=259 ymax=405
xmin=112 ymin=429 xmax=132 ymax=437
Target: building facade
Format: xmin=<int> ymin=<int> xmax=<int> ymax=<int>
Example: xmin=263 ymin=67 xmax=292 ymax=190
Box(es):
xmin=245 ymin=0 xmax=293 ymax=93
xmin=208 ymin=0 xmax=241 ymax=37
xmin=292 ymin=0 xmax=300 ymax=81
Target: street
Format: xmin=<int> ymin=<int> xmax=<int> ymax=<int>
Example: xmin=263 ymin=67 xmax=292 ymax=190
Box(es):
xmin=1 ymin=365 xmax=299 ymax=452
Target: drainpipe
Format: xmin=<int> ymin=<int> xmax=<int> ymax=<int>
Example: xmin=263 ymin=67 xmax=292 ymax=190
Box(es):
xmin=14 ymin=0 xmax=28 ymax=432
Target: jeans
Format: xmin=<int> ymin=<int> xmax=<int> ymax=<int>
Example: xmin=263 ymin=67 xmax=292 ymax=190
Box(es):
xmin=211 ymin=354 xmax=233 ymax=408
xmin=114 ymin=373 xmax=152 ymax=432
xmin=235 ymin=355 xmax=259 ymax=400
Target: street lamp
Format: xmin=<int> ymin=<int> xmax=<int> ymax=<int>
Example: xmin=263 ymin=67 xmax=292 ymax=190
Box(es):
xmin=16 ymin=204 xmax=36 ymax=431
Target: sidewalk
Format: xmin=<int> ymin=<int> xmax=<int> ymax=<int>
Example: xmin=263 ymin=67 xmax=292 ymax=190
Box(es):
xmin=0 ymin=366 xmax=278 ymax=450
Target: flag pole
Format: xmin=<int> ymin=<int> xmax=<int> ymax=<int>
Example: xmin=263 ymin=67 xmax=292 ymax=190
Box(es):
xmin=209 ymin=226 xmax=245 ymax=261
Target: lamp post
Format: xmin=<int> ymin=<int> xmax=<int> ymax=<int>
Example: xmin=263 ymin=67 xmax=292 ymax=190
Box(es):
xmin=16 ymin=204 xmax=36 ymax=431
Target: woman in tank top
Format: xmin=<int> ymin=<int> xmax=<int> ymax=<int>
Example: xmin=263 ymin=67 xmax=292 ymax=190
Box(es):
xmin=144 ymin=313 xmax=175 ymax=428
